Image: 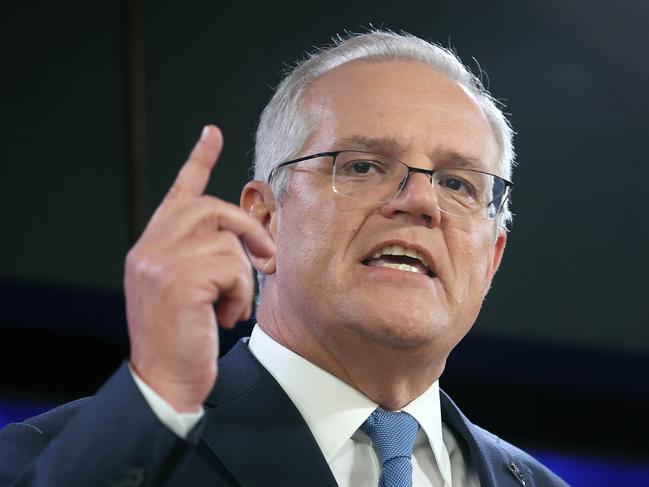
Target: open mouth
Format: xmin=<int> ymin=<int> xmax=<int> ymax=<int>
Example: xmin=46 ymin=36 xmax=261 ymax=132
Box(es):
xmin=361 ymin=244 xmax=435 ymax=278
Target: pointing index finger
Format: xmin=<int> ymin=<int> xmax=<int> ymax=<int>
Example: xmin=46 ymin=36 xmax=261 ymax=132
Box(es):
xmin=171 ymin=125 xmax=223 ymax=198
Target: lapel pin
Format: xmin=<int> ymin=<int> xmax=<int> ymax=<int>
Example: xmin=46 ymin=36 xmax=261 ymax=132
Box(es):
xmin=507 ymin=461 xmax=526 ymax=487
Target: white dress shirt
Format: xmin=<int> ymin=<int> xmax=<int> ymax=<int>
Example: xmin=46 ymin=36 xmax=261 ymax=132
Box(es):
xmin=131 ymin=325 xmax=480 ymax=486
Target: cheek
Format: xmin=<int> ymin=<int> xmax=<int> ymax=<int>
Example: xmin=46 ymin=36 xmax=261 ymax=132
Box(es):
xmin=447 ymin=225 xmax=497 ymax=294
xmin=278 ymin=175 xmax=396 ymax=298
xmin=276 ymin=183 xmax=358 ymax=284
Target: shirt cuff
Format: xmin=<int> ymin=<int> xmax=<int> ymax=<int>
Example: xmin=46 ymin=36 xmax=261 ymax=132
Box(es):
xmin=128 ymin=364 xmax=204 ymax=439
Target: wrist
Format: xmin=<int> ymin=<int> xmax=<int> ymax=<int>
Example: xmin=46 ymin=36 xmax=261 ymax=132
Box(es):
xmin=130 ymin=361 xmax=207 ymax=413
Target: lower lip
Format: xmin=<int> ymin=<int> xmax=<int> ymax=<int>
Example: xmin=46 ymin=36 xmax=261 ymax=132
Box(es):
xmin=359 ymin=263 xmax=437 ymax=284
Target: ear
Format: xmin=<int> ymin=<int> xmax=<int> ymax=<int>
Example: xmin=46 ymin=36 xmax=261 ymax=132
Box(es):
xmin=240 ymin=181 xmax=277 ymax=275
xmin=488 ymin=228 xmax=507 ymax=279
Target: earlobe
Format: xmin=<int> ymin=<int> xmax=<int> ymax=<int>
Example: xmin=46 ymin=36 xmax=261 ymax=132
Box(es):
xmin=240 ymin=181 xmax=277 ymax=275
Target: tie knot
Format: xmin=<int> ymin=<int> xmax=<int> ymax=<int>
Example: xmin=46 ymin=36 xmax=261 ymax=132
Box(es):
xmin=361 ymin=408 xmax=420 ymax=464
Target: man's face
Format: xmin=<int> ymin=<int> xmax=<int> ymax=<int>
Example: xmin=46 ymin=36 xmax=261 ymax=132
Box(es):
xmin=270 ymin=59 xmax=506 ymax=356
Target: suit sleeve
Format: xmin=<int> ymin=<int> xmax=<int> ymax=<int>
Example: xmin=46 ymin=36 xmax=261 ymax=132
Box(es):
xmin=0 ymin=362 xmax=204 ymax=487
xmin=129 ymin=364 xmax=204 ymax=439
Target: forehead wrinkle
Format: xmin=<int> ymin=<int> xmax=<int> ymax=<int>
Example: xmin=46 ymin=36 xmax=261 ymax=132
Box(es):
xmin=304 ymin=63 xmax=499 ymax=173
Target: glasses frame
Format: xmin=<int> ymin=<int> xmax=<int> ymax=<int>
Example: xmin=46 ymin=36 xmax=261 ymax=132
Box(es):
xmin=268 ymin=150 xmax=514 ymax=219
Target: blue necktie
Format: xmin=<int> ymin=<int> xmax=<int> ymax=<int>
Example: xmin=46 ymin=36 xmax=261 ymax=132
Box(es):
xmin=361 ymin=408 xmax=420 ymax=487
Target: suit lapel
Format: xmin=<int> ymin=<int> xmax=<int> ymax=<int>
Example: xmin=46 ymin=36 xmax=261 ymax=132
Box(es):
xmin=201 ymin=340 xmax=338 ymax=487
xmin=440 ymin=390 xmax=533 ymax=487
xmin=201 ymin=341 xmax=533 ymax=486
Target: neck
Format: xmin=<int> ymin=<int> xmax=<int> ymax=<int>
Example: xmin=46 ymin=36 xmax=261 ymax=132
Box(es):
xmin=256 ymin=290 xmax=448 ymax=411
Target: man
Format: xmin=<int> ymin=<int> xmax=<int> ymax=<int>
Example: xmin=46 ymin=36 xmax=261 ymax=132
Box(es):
xmin=0 ymin=31 xmax=568 ymax=486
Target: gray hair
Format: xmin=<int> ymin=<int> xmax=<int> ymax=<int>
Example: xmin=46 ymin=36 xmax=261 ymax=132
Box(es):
xmin=253 ymin=30 xmax=515 ymax=291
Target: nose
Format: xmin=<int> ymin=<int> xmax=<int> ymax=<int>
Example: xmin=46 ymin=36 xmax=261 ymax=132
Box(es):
xmin=379 ymin=172 xmax=442 ymax=228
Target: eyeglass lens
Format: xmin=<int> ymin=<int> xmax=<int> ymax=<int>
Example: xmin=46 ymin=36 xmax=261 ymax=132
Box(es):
xmin=331 ymin=151 xmax=506 ymax=219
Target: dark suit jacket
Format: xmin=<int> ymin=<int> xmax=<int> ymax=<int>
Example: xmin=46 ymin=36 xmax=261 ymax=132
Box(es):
xmin=0 ymin=339 xmax=569 ymax=486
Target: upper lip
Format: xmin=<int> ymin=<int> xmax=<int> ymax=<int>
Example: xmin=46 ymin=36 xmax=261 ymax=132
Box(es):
xmin=360 ymin=240 xmax=437 ymax=277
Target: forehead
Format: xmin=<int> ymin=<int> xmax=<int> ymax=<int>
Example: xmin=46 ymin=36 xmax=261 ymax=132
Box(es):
xmin=302 ymin=59 xmax=498 ymax=170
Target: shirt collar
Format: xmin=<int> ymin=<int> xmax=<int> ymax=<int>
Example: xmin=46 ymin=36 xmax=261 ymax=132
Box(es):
xmin=248 ymin=324 xmax=452 ymax=485
xmin=402 ymin=381 xmax=453 ymax=485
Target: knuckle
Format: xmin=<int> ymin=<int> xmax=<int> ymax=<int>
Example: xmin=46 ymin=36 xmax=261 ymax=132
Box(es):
xmin=126 ymin=247 xmax=175 ymax=285
xmin=242 ymin=253 xmax=253 ymax=273
xmin=197 ymin=194 xmax=226 ymax=212
xmin=157 ymin=261 xmax=184 ymax=289
xmin=220 ymin=259 xmax=249 ymax=294
xmin=227 ymin=249 xmax=251 ymax=275
xmin=198 ymin=194 xmax=222 ymax=205
xmin=198 ymin=195 xmax=246 ymax=219
xmin=193 ymin=198 xmax=226 ymax=228
xmin=125 ymin=247 xmax=147 ymax=276
xmin=232 ymin=272 xmax=247 ymax=297
xmin=125 ymin=247 xmax=139 ymax=269
xmin=219 ymin=231 xmax=242 ymax=249
xmin=238 ymin=261 xmax=254 ymax=291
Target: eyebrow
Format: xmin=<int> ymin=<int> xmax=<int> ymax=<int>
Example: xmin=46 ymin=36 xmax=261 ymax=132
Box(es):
xmin=436 ymin=150 xmax=486 ymax=171
xmin=333 ymin=135 xmax=488 ymax=171
xmin=333 ymin=135 xmax=403 ymax=154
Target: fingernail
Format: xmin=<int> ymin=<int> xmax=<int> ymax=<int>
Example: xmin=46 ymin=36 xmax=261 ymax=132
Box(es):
xmin=201 ymin=125 xmax=210 ymax=141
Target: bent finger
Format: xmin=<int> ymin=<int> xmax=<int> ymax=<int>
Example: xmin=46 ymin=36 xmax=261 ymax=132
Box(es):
xmin=205 ymin=258 xmax=254 ymax=328
xmin=173 ymin=232 xmax=252 ymax=267
xmin=149 ymin=196 xmax=275 ymax=258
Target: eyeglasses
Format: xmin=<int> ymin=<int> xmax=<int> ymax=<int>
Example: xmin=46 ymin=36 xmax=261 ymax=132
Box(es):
xmin=269 ymin=150 xmax=513 ymax=220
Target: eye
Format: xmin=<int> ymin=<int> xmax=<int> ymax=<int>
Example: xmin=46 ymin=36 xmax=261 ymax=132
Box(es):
xmin=438 ymin=175 xmax=475 ymax=196
xmin=340 ymin=159 xmax=385 ymax=176
xmin=351 ymin=161 xmax=372 ymax=174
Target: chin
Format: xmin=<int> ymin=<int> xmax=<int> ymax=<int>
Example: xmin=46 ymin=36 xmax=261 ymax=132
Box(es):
xmin=344 ymin=304 xmax=452 ymax=350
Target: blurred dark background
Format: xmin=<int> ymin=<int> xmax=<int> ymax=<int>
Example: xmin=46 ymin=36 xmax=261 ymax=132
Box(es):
xmin=2 ymin=0 xmax=648 ymax=484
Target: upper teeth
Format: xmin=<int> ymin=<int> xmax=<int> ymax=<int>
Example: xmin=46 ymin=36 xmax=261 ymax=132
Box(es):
xmin=372 ymin=245 xmax=429 ymax=268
